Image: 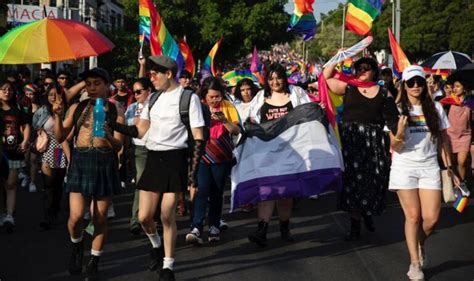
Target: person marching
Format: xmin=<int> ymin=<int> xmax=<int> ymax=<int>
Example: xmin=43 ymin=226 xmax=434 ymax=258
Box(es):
xmin=323 ymin=57 xmax=399 ymax=241
xmin=52 ymin=68 xmax=124 ymax=281
xmin=110 ymin=56 xmax=205 ymax=281
xmin=389 ymin=65 xmax=461 ymax=281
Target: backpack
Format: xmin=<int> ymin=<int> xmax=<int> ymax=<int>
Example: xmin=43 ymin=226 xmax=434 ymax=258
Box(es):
xmin=72 ymin=99 xmax=118 ymax=139
xmin=148 ymin=88 xmax=211 ymax=144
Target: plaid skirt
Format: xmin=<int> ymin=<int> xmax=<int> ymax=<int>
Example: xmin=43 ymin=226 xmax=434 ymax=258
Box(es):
xmin=8 ymin=159 xmax=26 ymax=170
xmin=65 ymin=147 xmax=121 ymax=197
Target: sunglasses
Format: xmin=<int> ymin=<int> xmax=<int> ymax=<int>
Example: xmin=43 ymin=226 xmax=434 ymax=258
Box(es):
xmin=134 ymin=89 xmax=145 ymax=95
xmin=356 ymin=66 xmax=373 ymax=73
xmin=405 ymin=77 xmax=426 ymax=88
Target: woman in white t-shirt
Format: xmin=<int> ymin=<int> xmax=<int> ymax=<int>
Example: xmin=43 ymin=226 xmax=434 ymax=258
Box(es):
xmin=389 ymin=66 xmax=461 ymax=281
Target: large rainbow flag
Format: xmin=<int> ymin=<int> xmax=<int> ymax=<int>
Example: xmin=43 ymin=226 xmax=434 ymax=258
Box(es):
xmin=202 ymin=37 xmax=223 ymax=77
xmin=345 ymin=0 xmax=384 ymax=36
xmin=178 ymin=39 xmax=196 ymax=77
xmin=138 ymin=0 xmax=184 ymax=72
xmin=287 ymin=0 xmax=317 ymax=41
xmin=388 ymin=28 xmax=410 ymax=73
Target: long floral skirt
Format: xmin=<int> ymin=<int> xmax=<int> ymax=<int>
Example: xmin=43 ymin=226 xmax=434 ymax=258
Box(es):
xmin=338 ymin=122 xmax=390 ymax=216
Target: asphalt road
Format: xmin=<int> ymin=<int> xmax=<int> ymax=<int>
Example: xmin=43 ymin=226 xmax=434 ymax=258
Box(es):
xmin=1 ymin=184 xmax=473 ymax=281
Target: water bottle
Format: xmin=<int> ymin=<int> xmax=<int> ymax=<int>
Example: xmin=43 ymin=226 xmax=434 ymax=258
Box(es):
xmin=93 ymin=98 xmax=106 ymax=138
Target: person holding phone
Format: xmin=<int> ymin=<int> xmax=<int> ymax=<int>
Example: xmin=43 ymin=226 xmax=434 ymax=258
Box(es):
xmin=388 ymin=65 xmax=460 ymax=281
xmin=186 ymin=77 xmax=241 ymax=245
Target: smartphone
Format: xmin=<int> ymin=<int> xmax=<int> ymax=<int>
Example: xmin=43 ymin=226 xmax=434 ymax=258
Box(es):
xmin=214 ymin=112 xmax=225 ymax=118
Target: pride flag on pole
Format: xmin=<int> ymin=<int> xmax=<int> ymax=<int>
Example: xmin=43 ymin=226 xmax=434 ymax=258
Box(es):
xmin=202 ymin=37 xmax=223 ymax=77
xmin=388 ymin=28 xmax=410 ymax=73
xmin=138 ymin=0 xmax=151 ymax=43
xmin=287 ymin=0 xmax=317 ymax=41
xmin=138 ymin=0 xmax=184 ymax=73
xmin=345 ymin=0 xmax=384 ymax=36
xmin=178 ymin=39 xmax=196 ymax=77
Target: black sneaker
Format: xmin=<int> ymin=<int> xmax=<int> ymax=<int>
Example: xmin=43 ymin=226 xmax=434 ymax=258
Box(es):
xmin=68 ymin=241 xmax=84 ymax=275
xmin=130 ymin=225 xmax=141 ymax=236
xmin=279 ymin=220 xmax=295 ymax=242
xmin=84 ymin=255 xmax=99 ymax=281
xmin=148 ymin=247 xmax=164 ymax=271
xmin=158 ymin=268 xmax=176 ymax=281
xmin=208 ymin=226 xmax=220 ymax=243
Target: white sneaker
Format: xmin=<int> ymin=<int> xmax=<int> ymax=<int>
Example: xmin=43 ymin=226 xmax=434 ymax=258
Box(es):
xmin=121 ymin=181 xmax=126 ymax=189
xmin=309 ymin=194 xmax=320 ymax=200
xmin=107 ymin=204 xmax=116 ymax=219
xmin=407 ymin=263 xmax=424 ymax=281
xmin=29 ymin=182 xmax=37 ymax=192
xmin=219 ymin=219 xmax=229 ymax=231
xmin=83 ymin=210 xmax=91 ymax=220
xmin=185 ymin=228 xmax=203 ymax=245
xmin=21 ymin=176 xmax=30 ymax=188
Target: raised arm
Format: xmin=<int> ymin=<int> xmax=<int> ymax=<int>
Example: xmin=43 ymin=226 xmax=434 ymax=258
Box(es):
xmin=138 ymin=57 xmax=146 ymax=78
xmin=323 ymin=63 xmax=347 ymax=95
xmin=64 ymin=81 xmax=86 ymax=104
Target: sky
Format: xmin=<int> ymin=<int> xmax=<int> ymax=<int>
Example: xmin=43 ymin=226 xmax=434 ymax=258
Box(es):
xmin=284 ymin=0 xmax=346 ymax=21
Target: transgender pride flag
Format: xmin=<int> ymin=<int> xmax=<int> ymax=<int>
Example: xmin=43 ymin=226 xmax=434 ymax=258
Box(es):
xmin=230 ymin=103 xmax=343 ymax=211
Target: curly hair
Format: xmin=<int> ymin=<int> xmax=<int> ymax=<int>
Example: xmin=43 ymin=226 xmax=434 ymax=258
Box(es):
xmin=399 ymin=80 xmax=440 ymax=141
xmin=263 ymin=63 xmax=290 ymax=98
xmin=234 ymin=78 xmax=257 ymax=102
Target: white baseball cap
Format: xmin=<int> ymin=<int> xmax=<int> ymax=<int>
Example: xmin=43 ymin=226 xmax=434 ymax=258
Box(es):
xmin=402 ymin=65 xmax=425 ymax=81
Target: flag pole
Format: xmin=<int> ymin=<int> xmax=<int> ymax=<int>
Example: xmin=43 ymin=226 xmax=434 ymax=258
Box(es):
xmin=341 ymin=3 xmax=346 ymax=48
xmin=139 ymin=32 xmax=145 ymax=59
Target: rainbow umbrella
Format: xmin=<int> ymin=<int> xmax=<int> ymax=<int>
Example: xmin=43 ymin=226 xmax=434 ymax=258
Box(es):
xmin=0 ymin=18 xmax=115 ymax=64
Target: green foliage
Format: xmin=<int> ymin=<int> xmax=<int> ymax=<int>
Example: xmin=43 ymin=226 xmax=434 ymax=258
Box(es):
xmin=101 ymin=0 xmax=293 ymax=73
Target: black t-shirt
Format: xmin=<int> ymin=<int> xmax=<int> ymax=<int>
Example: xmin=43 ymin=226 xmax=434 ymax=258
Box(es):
xmin=260 ymin=101 xmax=293 ymax=123
xmin=0 ymin=107 xmax=28 ymax=160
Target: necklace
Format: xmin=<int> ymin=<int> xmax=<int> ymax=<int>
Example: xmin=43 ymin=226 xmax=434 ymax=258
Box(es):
xmin=361 ymin=88 xmax=368 ymax=94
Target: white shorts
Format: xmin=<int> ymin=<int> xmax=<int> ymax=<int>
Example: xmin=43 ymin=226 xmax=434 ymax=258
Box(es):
xmin=389 ymin=166 xmax=441 ymax=190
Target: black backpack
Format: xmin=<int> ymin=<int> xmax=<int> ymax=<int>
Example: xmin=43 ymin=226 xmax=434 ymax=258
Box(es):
xmin=148 ymin=88 xmax=211 ymax=143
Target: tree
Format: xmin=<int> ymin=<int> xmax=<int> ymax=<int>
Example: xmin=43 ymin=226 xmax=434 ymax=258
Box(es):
xmin=99 ymin=0 xmax=294 ymax=76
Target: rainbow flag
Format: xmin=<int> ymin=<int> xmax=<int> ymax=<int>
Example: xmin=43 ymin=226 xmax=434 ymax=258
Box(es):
xmin=287 ymin=0 xmax=317 ymax=41
xmin=202 ymin=37 xmax=223 ymax=77
xmin=178 ymin=39 xmax=195 ymax=77
xmin=388 ymin=28 xmax=410 ymax=73
xmin=345 ymin=0 xmax=384 ymax=36
xmin=453 ymin=190 xmax=468 ymax=213
xmin=138 ymin=0 xmax=151 ymax=43
xmin=222 ymin=70 xmax=257 ymax=87
xmin=139 ymin=0 xmax=184 ymax=72
xmin=342 ymin=57 xmax=353 ymax=74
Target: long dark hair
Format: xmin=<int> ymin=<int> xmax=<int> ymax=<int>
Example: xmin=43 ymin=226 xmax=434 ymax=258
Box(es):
xmin=45 ymin=84 xmax=65 ymax=115
xmin=234 ymin=78 xmax=257 ymax=102
xmin=197 ymin=76 xmax=227 ymax=101
xmin=263 ymin=63 xmax=290 ymax=98
xmin=399 ymin=79 xmax=440 ymax=141
xmin=0 ymin=79 xmax=17 ymax=107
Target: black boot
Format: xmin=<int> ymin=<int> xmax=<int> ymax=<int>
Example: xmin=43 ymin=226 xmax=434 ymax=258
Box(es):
xmin=68 ymin=241 xmax=84 ymax=275
xmin=248 ymin=221 xmax=268 ymax=247
xmin=84 ymin=255 xmax=100 ymax=281
xmin=158 ymin=268 xmax=176 ymax=281
xmin=279 ymin=220 xmax=295 ymax=242
xmin=345 ymin=218 xmax=361 ymax=241
xmin=148 ymin=246 xmax=164 ymax=271
xmin=362 ymin=214 xmax=375 ymax=232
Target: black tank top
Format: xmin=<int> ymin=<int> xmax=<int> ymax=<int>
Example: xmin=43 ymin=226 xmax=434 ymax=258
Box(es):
xmin=342 ymin=85 xmax=386 ymax=125
xmin=260 ymin=101 xmax=293 ymax=123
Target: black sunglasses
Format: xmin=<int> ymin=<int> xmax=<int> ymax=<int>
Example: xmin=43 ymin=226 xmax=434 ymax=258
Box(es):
xmin=134 ymin=89 xmax=145 ymax=95
xmin=405 ymin=77 xmax=426 ymax=88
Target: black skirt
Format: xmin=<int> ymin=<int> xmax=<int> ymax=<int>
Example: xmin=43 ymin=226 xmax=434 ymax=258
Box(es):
xmin=138 ymin=149 xmax=188 ymax=193
xmin=338 ymin=122 xmax=390 ymax=216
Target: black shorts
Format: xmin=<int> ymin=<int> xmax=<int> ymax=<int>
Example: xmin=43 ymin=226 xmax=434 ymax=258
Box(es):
xmin=138 ymin=149 xmax=188 ymax=193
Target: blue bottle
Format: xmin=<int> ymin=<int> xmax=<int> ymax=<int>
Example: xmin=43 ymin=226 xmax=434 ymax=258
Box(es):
xmin=93 ymin=98 xmax=106 ymax=138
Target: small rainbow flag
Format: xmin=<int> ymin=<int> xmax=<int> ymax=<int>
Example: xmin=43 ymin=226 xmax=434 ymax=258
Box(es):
xmin=287 ymin=0 xmax=317 ymax=41
xmin=202 ymin=37 xmax=223 ymax=77
xmin=388 ymin=28 xmax=410 ymax=73
xmin=342 ymin=57 xmax=353 ymax=74
xmin=139 ymin=0 xmax=184 ymax=72
xmin=178 ymin=39 xmax=195 ymax=78
xmin=222 ymin=70 xmax=257 ymax=87
xmin=345 ymin=0 xmax=384 ymax=36
xmin=453 ymin=190 xmax=468 ymax=213
xmin=138 ymin=0 xmax=151 ymax=43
